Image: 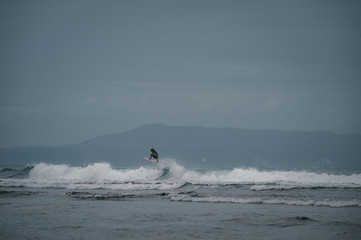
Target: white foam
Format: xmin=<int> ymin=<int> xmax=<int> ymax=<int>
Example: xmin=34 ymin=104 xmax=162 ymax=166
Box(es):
xmin=169 ymin=194 xmax=361 ymax=208
xmin=158 ymin=158 xmax=187 ymax=179
xmin=18 ymin=161 xmax=189 ymax=190
xmin=250 ymin=185 xmax=297 ymax=191
xmin=29 ymin=162 xmax=161 ymax=182
xmin=179 ymin=167 xmax=361 ymax=188
xmin=3 ymin=160 xmax=361 ymax=190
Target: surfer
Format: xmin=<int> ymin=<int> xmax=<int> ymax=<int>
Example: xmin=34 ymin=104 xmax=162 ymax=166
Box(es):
xmin=149 ymin=147 xmax=159 ymax=163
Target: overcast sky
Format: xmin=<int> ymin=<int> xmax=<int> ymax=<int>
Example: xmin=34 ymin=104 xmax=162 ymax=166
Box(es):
xmin=1 ymin=0 xmax=360 ymax=147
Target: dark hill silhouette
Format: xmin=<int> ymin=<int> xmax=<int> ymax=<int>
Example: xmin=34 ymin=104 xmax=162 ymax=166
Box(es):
xmin=1 ymin=124 xmax=360 ymax=169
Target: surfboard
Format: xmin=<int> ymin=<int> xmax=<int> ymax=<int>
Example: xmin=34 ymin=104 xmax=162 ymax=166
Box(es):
xmin=144 ymin=157 xmax=158 ymax=164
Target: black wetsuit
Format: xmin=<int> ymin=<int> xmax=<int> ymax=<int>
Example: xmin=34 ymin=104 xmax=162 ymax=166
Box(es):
xmin=151 ymin=148 xmax=159 ymax=159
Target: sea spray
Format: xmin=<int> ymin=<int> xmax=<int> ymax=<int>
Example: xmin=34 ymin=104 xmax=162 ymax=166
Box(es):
xmin=1 ymin=159 xmax=361 ymax=190
xmin=1 ymin=159 xmax=361 ymax=208
xmin=29 ymin=162 xmax=161 ymax=182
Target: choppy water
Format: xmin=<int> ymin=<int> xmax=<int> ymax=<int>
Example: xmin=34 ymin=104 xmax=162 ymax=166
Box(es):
xmin=1 ymin=159 xmax=361 ymax=239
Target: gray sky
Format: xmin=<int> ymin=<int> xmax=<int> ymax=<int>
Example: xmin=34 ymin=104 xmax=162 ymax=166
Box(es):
xmin=1 ymin=0 xmax=361 ymax=147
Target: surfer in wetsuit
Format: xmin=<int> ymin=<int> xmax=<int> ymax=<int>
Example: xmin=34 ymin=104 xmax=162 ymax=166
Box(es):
xmin=149 ymin=147 xmax=159 ymax=162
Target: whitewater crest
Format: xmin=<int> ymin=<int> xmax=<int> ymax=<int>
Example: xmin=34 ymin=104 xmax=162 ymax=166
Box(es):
xmin=29 ymin=162 xmax=161 ymax=182
xmin=1 ymin=159 xmax=361 ymax=208
xmin=1 ymin=158 xmax=361 ymax=189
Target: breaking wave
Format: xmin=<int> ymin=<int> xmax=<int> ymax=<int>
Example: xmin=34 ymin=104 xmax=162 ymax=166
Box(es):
xmin=1 ymin=159 xmax=361 ymax=208
xmin=1 ymin=159 xmax=361 ymax=190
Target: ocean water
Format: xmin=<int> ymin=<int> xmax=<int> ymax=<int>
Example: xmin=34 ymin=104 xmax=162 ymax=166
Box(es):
xmin=1 ymin=159 xmax=361 ymax=239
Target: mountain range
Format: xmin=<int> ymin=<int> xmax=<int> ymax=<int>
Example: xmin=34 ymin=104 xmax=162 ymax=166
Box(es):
xmin=1 ymin=124 xmax=360 ymax=169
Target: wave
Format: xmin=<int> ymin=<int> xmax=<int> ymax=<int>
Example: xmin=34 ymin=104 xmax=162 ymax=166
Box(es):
xmin=168 ymin=193 xmax=361 ymax=208
xmin=1 ymin=159 xmax=361 ymax=190
xmin=182 ymin=168 xmax=361 ymax=187
xmin=0 ymin=161 xmax=184 ymax=190
xmin=2 ymin=159 xmax=361 ymax=208
xmin=0 ymin=165 xmax=34 ymax=179
xmin=66 ymin=191 xmax=168 ymax=201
